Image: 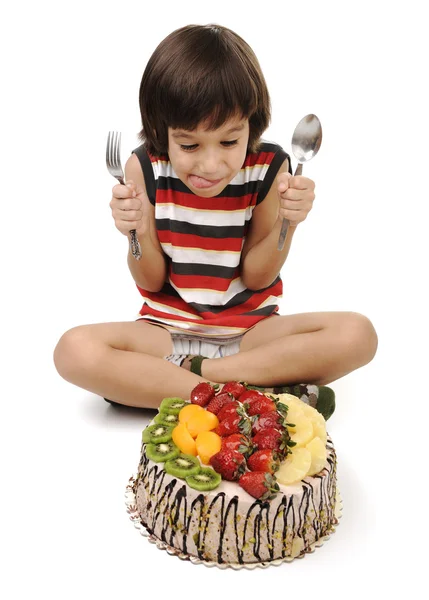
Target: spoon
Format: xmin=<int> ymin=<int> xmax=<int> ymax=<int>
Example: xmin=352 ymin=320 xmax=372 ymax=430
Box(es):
xmin=277 ymin=114 xmax=323 ymax=250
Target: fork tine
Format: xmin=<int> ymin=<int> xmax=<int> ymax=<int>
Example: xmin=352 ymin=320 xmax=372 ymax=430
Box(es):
xmin=114 ymin=131 xmax=121 ymax=169
xmin=106 ymin=131 xmax=112 ymax=167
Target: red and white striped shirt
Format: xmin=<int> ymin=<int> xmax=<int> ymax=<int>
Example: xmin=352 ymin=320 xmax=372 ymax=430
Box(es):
xmin=133 ymin=141 xmax=290 ymax=338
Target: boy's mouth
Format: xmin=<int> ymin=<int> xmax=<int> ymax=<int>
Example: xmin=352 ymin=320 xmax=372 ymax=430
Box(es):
xmin=188 ymin=175 xmax=223 ymax=189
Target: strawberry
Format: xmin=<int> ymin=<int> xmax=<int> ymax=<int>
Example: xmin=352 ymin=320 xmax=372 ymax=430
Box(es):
xmin=190 ymin=382 xmax=218 ymax=407
xmin=209 ymin=448 xmax=246 ymax=481
xmin=221 ymin=381 xmax=246 ymax=399
xmin=252 ymin=427 xmax=289 ymax=459
xmin=238 ymin=389 xmax=266 ymax=404
xmin=217 ymin=400 xmax=240 ymax=421
xmin=221 ymin=433 xmax=253 ymax=457
xmin=252 ymin=411 xmax=285 ymax=435
xmin=206 ymin=392 xmax=234 ymax=414
xmin=239 ymin=471 xmax=280 ymax=500
xmin=215 ymin=406 xmax=252 ymax=437
xmin=245 ymin=396 xmax=276 ymax=416
xmin=247 ymin=449 xmax=280 ymax=474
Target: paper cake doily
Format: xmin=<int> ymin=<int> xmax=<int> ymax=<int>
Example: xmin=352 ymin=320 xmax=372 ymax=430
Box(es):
xmin=125 ymin=474 xmax=343 ymax=570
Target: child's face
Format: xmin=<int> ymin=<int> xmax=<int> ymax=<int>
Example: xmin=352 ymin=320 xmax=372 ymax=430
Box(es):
xmin=167 ymin=116 xmax=250 ymax=197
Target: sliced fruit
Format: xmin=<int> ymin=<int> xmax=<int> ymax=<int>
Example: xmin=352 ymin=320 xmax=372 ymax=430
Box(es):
xmin=195 ymin=431 xmax=222 ymax=465
xmin=186 ymin=410 xmax=219 ymax=438
xmin=178 ymin=403 xmax=204 ymax=425
xmin=186 ymin=467 xmax=221 ymax=491
xmin=142 ymin=423 xmax=175 ymax=444
xmin=310 ymin=415 xmax=327 ymax=445
xmin=159 ymin=397 xmax=188 ymax=415
xmin=276 ymin=447 xmax=312 ymax=485
xmin=289 ymin=415 xmax=314 ymax=447
xmin=306 ymin=436 xmax=328 ymax=476
xmin=154 ymin=411 xmax=180 ymax=427
xmin=145 ymin=441 xmax=180 ymax=463
xmin=164 ymin=453 xmax=201 ymax=478
xmin=172 ymin=423 xmax=197 ymax=456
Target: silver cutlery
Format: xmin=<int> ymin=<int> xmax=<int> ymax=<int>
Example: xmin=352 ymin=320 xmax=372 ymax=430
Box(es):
xmin=106 ymin=131 xmax=142 ymax=260
xmin=277 ymin=114 xmax=323 ymax=250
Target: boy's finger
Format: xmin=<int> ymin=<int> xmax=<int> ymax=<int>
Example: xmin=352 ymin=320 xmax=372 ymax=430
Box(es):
xmin=289 ymin=176 xmax=314 ymax=190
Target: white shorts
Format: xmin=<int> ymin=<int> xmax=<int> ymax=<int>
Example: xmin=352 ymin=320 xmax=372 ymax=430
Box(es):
xmin=168 ymin=332 xmax=243 ymax=359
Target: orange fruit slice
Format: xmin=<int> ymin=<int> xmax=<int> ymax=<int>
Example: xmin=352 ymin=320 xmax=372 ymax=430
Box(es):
xmin=172 ymin=423 xmax=197 ymax=456
xmin=186 ymin=410 xmax=219 ymax=438
xmin=195 ymin=431 xmax=222 ymax=465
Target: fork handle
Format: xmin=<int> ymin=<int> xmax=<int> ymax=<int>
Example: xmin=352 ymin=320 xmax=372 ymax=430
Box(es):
xmin=129 ymin=229 xmax=142 ymax=260
xmin=277 ymin=163 xmax=303 ymax=251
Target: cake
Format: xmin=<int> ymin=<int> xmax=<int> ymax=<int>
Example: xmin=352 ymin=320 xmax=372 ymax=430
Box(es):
xmin=131 ymin=383 xmax=339 ymax=566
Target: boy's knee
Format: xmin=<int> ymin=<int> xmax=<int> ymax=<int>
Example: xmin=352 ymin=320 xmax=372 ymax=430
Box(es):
xmin=343 ymin=312 xmax=378 ymax=364
xmin=53 ymin=326 xmax=99 ymax=382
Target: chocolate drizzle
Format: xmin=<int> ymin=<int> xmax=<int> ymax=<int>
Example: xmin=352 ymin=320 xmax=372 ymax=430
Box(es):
xmin=135 ymin=438 xmax=338 ymax=564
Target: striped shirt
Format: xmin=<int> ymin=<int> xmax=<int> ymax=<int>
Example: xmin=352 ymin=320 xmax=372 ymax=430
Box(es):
xmin=132 ymin=141 xmax=290 ymax=338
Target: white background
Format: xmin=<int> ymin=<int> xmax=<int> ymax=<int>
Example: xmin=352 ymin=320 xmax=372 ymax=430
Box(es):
xmin=1 ymin=0 xmax=427 ymax=598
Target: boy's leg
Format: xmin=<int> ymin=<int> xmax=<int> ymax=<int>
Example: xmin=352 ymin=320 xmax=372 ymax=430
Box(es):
xmin=53 ymin=321 xmax=213 ymax=409
xmin=200 ymin=311 xmax=378 ymax=386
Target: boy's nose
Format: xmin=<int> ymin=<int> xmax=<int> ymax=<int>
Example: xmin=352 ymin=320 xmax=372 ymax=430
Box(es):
xmin=198 ymin=151 xmax=220 ymax=176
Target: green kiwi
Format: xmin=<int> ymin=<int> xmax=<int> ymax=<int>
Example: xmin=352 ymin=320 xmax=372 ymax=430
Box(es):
xmin=164 ymin=454 xmax=201 ymax=479
xmin=154 ymin=411 xmax=180 ymax=427
xmin=159 ymin=397 xmax=189 ymax=415
xmin=142 ymin=423 xmax=175 ymax=444
xmin=186 ymin=468 xmax=222 ymax=491
xmin=145 ymin=441 xmax=180 ymax=463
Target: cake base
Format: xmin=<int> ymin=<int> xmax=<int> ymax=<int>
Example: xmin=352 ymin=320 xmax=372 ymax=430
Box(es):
xmin=125 ymin=475 xmax=342 ymax=569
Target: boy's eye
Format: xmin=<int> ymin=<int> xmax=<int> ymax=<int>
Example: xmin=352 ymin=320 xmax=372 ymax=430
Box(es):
xmin=180 ymin=144 xmax=198 ymax=151
xmin=221 ymin=140 xmax=238 ymax=147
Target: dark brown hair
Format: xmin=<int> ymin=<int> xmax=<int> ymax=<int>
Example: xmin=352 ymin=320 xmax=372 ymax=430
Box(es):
xmin=138 ymin=24 xmax=271 ymax=156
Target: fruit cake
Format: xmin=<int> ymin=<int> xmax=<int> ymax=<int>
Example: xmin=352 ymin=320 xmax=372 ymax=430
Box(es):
xmin=133 ymin=382 xmax=338 ymax=565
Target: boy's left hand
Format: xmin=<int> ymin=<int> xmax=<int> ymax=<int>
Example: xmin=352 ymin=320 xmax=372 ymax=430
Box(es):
xmin=277 ymin=173 xmax=315 ymax=226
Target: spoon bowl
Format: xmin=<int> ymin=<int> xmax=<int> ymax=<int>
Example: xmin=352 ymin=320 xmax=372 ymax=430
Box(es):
xmin=277 ymin=114 xmax=323 ymax=250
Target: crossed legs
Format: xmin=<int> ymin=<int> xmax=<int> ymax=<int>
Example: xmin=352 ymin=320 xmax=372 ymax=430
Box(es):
xmin=53 ymin=312 xmax=377 ymax=409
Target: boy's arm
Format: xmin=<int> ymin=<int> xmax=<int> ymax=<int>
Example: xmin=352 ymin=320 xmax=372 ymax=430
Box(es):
xmin=240 ymin=158 xmax=296 ymax=291
xmin=124 ymin=154 xmax=167 ymax=292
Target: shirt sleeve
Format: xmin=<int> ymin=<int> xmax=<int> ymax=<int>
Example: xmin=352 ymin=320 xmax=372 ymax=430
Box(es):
xmin=132 ymin=145 xmax=156 ymax=206
xmin=256 ymin=144 xmax=292 ymax=205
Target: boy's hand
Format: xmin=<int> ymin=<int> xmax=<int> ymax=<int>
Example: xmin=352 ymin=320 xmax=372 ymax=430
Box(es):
xmin=110 ymin=180 xmax=151 ymax=238
xmin=277 ymin=173 xmax=315 ymax=226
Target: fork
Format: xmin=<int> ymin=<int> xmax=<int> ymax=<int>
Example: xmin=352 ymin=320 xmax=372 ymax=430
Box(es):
xmin=106 ymin=131 xmax=142 ymax=260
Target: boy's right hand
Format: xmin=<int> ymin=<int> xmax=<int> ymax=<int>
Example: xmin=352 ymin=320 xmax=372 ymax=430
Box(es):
xmin=110 ymin=180 xmax=150 ymax=238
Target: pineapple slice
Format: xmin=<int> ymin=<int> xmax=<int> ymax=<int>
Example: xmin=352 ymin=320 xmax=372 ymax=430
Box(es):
xmin=306 ymin=436 xmax=328 ymax=476
xmin=300 ymin=403 xmax=327 ymax=445
xmin=290 ymin=415 xmax=314 ymax=447
xmin=277 ymin=447 xmax=312 ymax=485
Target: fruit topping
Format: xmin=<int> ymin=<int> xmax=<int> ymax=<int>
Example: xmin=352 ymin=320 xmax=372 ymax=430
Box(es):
xmin=251 ymin=411 xmax=284 ymax=435
xmin=217 ymin=400 xmax=240 ymax=421
xmin=210 ymin=448 xmax=246 ymax=481
xmin=289 ymin=415 xmax=314 ymax=447
xmin=145 ymin=441 xmax=180 ymax=463
xmin=244 ymin=395 xmax=277 ymax=416
xmin=154 ymin=411 xmax=180 ymax=427
xmin=221 ymin=433 xmax=253 ymax=457
xmin=195 ymin=431 xmax=222 ymax=465
xmin=186 ymin=410 xmax=219 ymax=438
xmin=237 ymin=389 xmax=267 ymax=404
xmin=239 ymin=471 xmax=280 ymax=500
xmin=221 ymin=381 xmax=246 ymax=398
xmin=206 ymin=392 xmax=235 ymax=414
xmin=178 ymin=403 xmax=204 ymax=425
xmin=186 ymin=467 xmax=221 ymax=491
xmin=190 ymin=382 xmax=218 ymax=407
xmin=306 ymin=436 xmax=328 ymax=476
xmin=252 ymin=427 xmax=290 ymax=459
xmin=159 ymin=397 xmax=188 ymax=415
xmin=276 ymin=447 xmax=312 ymax=485
xmin=172 ymin=423 xmax=197 ymax=456
xmin=142 ymin=423 xmax=175 ymax=444
xmin=247 ymin=449 xmax=280 ymax=474
xmin=164 ymin=453 xmax=201 ymax=478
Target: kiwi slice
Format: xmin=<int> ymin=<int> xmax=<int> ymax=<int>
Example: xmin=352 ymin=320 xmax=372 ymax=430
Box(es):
xmin=154 ymin=411 xmax=179 ymax=427
xmin=159 ymin=397 xmax=188 ymax=415
xmin=142 ymin=423 xmax=175 ymax=444
xmin=145 ymin=441 xmax=180 ymax=463
xmin=164 ymin=454 xmax=201 ymax=479
xmin=186 ymin=468 xmax=221 ymax=491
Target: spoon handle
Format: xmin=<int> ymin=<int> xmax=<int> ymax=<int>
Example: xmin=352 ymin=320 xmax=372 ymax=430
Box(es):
xmin=277 ymin=163 xmax=303 ymax=250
